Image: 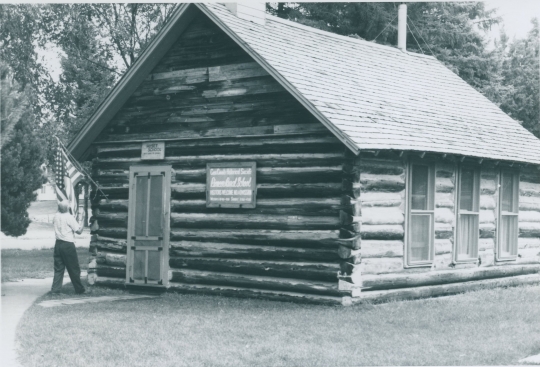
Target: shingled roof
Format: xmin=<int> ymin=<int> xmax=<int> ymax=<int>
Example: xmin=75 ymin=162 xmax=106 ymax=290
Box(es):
xmin=69 ymin=3 xmax=540 ymax=165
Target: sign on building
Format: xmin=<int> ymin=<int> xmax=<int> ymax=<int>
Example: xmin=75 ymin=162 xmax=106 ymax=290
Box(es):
xmin=141 ymin=142 xmax=165 ymax=160
xmin=206 ymin=162 xmax=256 ymax=208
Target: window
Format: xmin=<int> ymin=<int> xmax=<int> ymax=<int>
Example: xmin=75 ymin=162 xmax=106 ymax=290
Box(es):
xmin=455 ymin=167 xmax=480 ymax=262
xmin=407 ymin=163 xmax=435 ymax=266
xmin=497 ymin=170 xmax=519 ymax=260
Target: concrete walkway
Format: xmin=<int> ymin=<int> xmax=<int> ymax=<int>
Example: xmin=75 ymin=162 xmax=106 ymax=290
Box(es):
xmin=520 ymin=354 xmax=540 ymax=365
xmin=1 ymin=277 xmax=53 ymax=367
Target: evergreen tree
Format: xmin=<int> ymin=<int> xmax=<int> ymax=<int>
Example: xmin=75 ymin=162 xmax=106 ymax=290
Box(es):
xmin=1 ymin=63 xmax=45 ymax=237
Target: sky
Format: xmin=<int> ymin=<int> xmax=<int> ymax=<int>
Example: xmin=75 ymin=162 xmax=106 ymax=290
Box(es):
xmin=35 ymin=0 xmax=540 ymax=82
xmin=483 ymin=0 xmax=539 ymax=41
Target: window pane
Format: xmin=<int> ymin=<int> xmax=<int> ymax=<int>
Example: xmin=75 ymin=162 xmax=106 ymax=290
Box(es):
xmin=148 ymin=175 xmax=163 ymax=236
xmin=411 ymin=165 xmax=429 ymax=210
xmin=135 ymin=176 xmax=149 ymax=236
xmin=501 ymin=172 xmax=514 ymax=212
xmin=460 ymin=169 xmax=475 ymax=211
xmin=133 ymin=250 xmax=146 ymax=281
xmin=147 ymin=251 xmax=161 ymax=281
xmin=458 ymin=214 xmax=478 ymax=259
xmin=410 ymin=214 xmax=431 ymax=262
xmin=501 ymin=216 xmax=518 ymax=257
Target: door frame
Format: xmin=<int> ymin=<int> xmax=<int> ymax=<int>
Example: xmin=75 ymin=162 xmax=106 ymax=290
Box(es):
xmin=126 ymin=165 xmax=171 ymax=287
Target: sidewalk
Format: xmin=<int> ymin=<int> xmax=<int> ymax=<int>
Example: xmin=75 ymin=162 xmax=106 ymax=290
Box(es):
xmin=1 ymin=278 xmax=53 ymax=367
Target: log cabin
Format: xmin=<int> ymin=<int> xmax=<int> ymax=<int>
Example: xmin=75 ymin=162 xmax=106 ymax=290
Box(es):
xmin=70 ymin=3 xmax=540 ymax=305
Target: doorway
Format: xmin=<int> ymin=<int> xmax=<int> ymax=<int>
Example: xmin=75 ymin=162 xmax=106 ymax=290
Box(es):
xmin=126 ymin=166 xmax=171 ymax=286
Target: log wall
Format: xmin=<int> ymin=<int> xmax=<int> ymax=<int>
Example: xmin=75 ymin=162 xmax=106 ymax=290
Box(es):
xmin=89 ymin=13 xmax=352 ymax=302
xmin=358 ymin=152 xmax=540 ymax=293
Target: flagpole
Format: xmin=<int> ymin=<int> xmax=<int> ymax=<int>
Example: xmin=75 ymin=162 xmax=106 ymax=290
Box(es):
xmin=54 ymin=136 xmax=110 ymax=202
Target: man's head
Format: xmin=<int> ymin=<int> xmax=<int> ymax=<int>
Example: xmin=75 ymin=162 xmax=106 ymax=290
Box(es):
xmin=58 ymin=201 xmax=69 ymax=213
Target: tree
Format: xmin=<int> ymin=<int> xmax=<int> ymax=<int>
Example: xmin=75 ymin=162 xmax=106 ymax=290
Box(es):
xmin=498 ymin=19 xmax=539 ymax=137
xmin=1 ymin=62 xmax=46 ymax=237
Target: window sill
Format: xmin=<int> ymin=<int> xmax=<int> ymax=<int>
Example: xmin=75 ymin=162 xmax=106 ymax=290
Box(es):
xmin=404 ymin=262 xmax=433 ymax=269
xmin=495 ymin=256 xmax=518 ymax=262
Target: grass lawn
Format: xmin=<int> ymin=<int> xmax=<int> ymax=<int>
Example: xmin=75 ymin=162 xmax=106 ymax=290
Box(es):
xmin=1 ymin=247 xmax=90 ymax=282
xmin=16 ymin=284 xmax=540 ymax=366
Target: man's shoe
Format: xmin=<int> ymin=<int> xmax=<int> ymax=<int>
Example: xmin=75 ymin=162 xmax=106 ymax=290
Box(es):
xmin=76 ymin=288 xmax=86 ymax=295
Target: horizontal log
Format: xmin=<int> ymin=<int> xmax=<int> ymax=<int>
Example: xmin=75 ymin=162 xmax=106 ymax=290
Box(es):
xmin=170 ymin=213 xmax=340 ymax=230
xmin=93 ymin=276 xmax=126 ymax=288
xmin=361 ymin=240 xmax=404 ymax=258
xmin=95 ymin=236 xmax=127 ymax=252
xmin=436 ymin=177 xmax=454 ymax=193
xmin=435 ymin=193 xmax=455 ymax=209
xmin=95 ymin=212 xmax=128 ymax=226
xmin=96 ymin=252 xmax=126 ymax=267
xmin=362 ymin=264 xmax=540 ymax=291
xmin=170 ymin=229 xmax=352 ymax=248
xmin=169 ymin=269 xmax=346 ymax=297
xmin=435 ymin=208 xmax=454 ymax=224
xmin=96 ymin=123 xmax=328 ymax=143
xmin=520 ymin=222 xmax=540 ymax=237
xmin=480 ymin=195 xmax=496 ymax=210
xmin=479 ymin=248 xmax=494 ymax=267
xmin=361 ymin=207 xmax=404 ymax=225
xmin=480 ymin=178 xmax=497 ymax=195
xmin=360 ymin=192 xmax=402 ymax=208
xmin=519 ymin=211 xmax=540 ymax=222
xmin=360 ymin=174 xmax=405 ymax=192
xmin=208 ymin=62 xmax=268 ymax=82
xmin=95 ymin=152 xmax=344 ymax=169
xmin=360 ymin=257 xmax=404 ymax=275
xmin=435 ymin=239 xmax=453 ymax=255
xmin=169 ymin=257 xmax=339 ymax=282
xmin=521 ymin=182 xmax=540 ymax=197
xmin=519 ymin=237 xmax=540 ymax=249
xmin=337 ymin=245 xmax=361 ymax=260
xmin=359 ymin=159 xmax=404 ymax=175
xmin=171 ymin=182 xmax=343 ymax=199
xmin=480 ymin=210 xmax=495 ymax=224
xmin=97 ymin=166 xmax=344 ymax=185
xmin=170 ymin=241 xmax=338 ymax=262
xmin=355 ymin=273 xmax=540 ymax=304
xmin=96 ymin=264 xmax=125 ymax=278
xmin=361 ymin=225 xmax=404 ymax=240
xmin=95 ymin=134 xmax=341 ymax=157
xmin=167 ymin=282 xmax=342 ymax=305
xmin=97 ymin=227 xmax=127 ymax=239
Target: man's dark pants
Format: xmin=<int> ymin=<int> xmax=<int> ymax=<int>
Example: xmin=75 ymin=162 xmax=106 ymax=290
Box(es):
xmin=51 ymin=239 xmax=85 ymax=293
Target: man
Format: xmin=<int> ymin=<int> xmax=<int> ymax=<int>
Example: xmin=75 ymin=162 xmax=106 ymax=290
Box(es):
xmin=51 ymin=201 xmax=86 ymax=294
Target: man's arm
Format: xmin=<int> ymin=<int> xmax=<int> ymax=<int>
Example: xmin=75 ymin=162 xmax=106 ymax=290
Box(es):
xmin=70 ymin=215 xmax=84 ymax=235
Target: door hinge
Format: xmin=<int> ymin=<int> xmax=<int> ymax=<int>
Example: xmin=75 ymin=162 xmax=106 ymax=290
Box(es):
xmin=129 ymin=277 xmax=134 ymax=283
xmin=144 ymin=277 xmax=148 ymax=284
xmin=158 ymin=280 xmax=163 ymax=285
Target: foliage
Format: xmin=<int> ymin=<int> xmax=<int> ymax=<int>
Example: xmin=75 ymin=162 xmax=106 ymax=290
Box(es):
xmin=38 ymin=4 xmax=177 ymax=161
xmin=498 ymin=19 xmax=539 ymax=137
xmin=0 ymin=64 xmax=45 ymax=237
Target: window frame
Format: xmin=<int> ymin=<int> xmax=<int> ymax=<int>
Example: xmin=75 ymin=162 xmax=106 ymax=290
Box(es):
xmin=496 ymin=169 xmax=520 ymax=261
xmin=453 ymin=165 xmax=480 ymax=263
xmin=405 ymin=161 xmax=436 ymax=268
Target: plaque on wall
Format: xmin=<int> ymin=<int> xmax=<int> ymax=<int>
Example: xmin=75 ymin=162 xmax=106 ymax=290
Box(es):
xmin=141 ymin=142 xmax=165 ymax=160
xmin=206 ymin=162 xmax=256 ymax=208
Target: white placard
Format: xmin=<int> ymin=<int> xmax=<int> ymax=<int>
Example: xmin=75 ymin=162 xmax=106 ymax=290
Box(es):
xmin=141 ymin=142 xmax=165 ymax=160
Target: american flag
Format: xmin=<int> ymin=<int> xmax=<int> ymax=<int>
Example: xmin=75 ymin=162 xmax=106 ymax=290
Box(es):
xmin=54 ymin=140 xmax=84 ymax=219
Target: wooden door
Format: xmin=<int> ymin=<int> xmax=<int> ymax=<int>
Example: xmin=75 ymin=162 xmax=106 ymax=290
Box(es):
xmin=126 ymin=166 xmax=171 ymax=286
